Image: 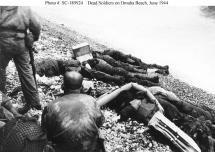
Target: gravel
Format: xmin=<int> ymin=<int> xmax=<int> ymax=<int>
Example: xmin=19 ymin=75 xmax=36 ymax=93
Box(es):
xmin=5 ymin=18 xmax=215 ymax=152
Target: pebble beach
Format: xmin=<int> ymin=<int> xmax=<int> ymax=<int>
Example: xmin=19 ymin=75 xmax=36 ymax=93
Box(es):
xmin=5 ymin=17 xmax=215 ymax=152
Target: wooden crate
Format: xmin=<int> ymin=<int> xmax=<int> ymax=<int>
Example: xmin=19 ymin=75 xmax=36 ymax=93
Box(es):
xmin=72 ymin=42 xmax=93 ymax=63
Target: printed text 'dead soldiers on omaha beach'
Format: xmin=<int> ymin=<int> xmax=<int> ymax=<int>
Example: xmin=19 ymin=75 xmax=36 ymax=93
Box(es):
xmin=87 ymin=1 xmax=168 ymax=5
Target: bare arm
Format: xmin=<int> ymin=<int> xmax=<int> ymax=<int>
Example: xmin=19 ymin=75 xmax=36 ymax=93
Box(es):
xmin=148 ymin=86 xmax=181 ymax=106
xmin=96 ymin=82 xmax=164 ymax=113
xmin=96 ymin=83 xmax=133 ymax=107
xmin=131 ymin=83 xmax=164 ymax=113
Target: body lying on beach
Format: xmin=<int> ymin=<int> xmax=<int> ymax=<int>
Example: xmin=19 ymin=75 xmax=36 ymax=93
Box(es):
xmin=96 ymin=82 xmax=215 ymax=152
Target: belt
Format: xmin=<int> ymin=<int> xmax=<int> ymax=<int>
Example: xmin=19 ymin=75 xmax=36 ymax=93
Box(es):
xmin=0 ymin=28 xmax=26 ymax=38
xmin=0 ymin=27 xmax=25 ymax=33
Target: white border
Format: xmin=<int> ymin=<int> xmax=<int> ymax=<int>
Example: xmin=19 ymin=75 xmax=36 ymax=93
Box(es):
xmin=0 ymin=0 xmax=215 ymax=6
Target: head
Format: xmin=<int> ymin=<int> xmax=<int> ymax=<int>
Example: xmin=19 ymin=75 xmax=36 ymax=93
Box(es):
xmin=42 ymin=95 xmax=105 ymax=152
xmin=63 ymin=71 xmax=83 ymax=93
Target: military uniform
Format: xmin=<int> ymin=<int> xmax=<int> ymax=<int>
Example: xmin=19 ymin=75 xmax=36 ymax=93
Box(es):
xmin=0 ymin=117 xmax=47 ymax=152
xmin=0 ymin=91 xmax=22 ymax=122
xmin=0 ymin=90 xmax=46 ymax=152
xmin=0 ymin=6 xmax=41 ymax=109
xmin=42 ymin=93 xmax=105 ymax=152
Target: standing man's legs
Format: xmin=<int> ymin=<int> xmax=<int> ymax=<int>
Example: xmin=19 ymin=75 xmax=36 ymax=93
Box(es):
xmin=13 ymin=51 xmax=41 ymax=111
xmin=0 ymin=50 xmax=11 ymax=94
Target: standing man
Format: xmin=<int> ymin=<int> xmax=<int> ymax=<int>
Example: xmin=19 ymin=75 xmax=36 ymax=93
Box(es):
xmin=0 ymin=6 xmax=41 ymax=113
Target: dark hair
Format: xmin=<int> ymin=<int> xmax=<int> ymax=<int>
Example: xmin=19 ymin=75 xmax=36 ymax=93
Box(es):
xmin=63 ymin=71 xmax=83 ymax=90
xmin=42 ymin=96 xmax=105 ymax=152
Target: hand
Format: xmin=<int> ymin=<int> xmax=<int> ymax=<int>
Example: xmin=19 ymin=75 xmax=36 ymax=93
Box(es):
xmin=119 ymin=82 xmax=133 ymax=91
xmin=25 ymin=32 xmax=34 ymax=49
xmin=32 ymin=46 xmax=38 ymax=53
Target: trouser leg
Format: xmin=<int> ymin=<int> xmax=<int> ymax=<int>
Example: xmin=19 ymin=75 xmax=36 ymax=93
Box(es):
xmin=0 ymin=51 xmax=11 ymax=93
xmin=13 ymin=51 xmax=40 ymax=107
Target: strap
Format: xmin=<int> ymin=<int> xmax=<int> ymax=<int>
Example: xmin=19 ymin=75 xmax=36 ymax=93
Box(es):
xmin=0 ymin=27 xmax=25 ymax=33
xmin=0 ymin=27 xmax=26 ymax=38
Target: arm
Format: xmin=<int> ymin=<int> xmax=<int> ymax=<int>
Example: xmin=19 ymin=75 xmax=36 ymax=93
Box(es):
xmin=164 ymin=91 xmax=181 ymax=102
xmin=148 ymin=86 xmax=180 ymax=102
xmin=96 ymin=82 xmax=164 ymax=113
xmin=131 ymin=83 xmax=164 ymax=113
xmin=148 ymin=86 xmax=181 ymax=107
xmin=1 ymin=100 xmax=22 ymax=118
xmin=96 ymin=83 xmax=133 ymax=107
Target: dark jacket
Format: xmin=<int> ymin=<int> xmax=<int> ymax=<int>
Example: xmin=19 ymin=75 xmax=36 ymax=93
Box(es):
xmin=42 ymin=93 xmax=105 ymax=152
xmin=0 ymin=6 xmax=41 ymax=54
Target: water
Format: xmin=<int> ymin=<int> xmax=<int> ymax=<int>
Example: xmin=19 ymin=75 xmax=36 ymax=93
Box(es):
xmin=32 ymin=6 xmax=215 ymax=94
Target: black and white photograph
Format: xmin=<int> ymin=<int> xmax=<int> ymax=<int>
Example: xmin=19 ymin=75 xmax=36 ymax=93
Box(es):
xmin=0 ymin=3 xmax=215 ymax=152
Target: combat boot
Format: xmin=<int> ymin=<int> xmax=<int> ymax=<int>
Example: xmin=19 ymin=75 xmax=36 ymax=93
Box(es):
xmin=17 ymin=103 xmax=31 ymax=115
xmin=31 ymin=102 xmax=42 ymax=110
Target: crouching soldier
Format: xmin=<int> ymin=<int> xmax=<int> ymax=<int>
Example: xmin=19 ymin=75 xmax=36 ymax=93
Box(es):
xmin=42 ymin=71 xmax=105 ymax=152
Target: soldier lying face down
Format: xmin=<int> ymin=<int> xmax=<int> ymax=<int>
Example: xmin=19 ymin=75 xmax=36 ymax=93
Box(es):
xmin=104 ymin=86 xmax=215 ymax=151
xmin=36 ymin=58 xmax=81 ymax=77
xmin=35 ymin=57 xmax=160 ymax=87
xmin=96 ymin=83 xmax=205 ymax=152
xmin=92 ymin=51 xmax=147 ymax=74
xmin=102 ymin=49 xmax=169 ymax=75
xmin=42 ymin=71 xmax=105 ymax=152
